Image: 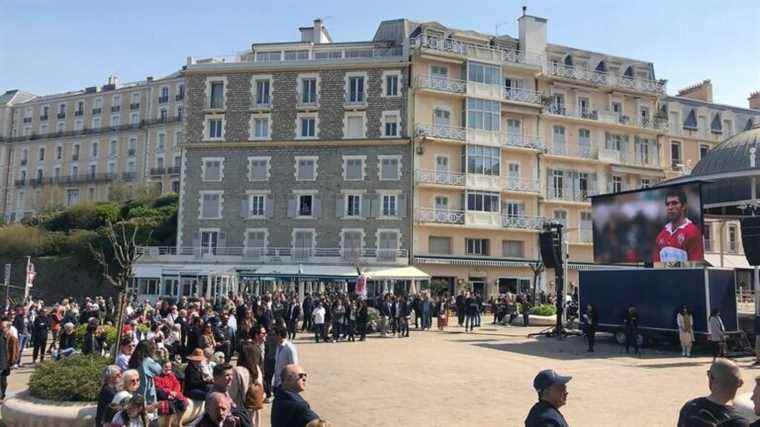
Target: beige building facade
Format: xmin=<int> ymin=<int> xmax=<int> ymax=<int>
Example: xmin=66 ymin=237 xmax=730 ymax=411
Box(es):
xmin=0 ymin=74 xmax=185 ymax=222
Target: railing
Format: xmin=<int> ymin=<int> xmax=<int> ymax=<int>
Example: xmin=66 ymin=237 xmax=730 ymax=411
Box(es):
xmin=57 ymin=112 xmax=66 ymax=119
xmin=92 ymin=108 xmax=101 ymax=115
xmin=3 ymin=115 xmax=183 ymax=143
xmin=415 ymin=169 xmax=465 ymax=186
xmin=194 ymin=46 xmax=404 ymax=65
xmin=130 ymin=103 xmax=140 ymax=110
xmin=18 ymin=174 xmax=119 ymax=186
xmin=14 ymin=179 xmax=26 ymax=187
xmin=577 ymin=227 xmax=593 ymax=243
xmin=175 ymin=94 xmax=184 ymax=101
xmin=415 ymin=75 xmax=466 ymax=94
xmin=136 ymin=246 xmax=408 ymax=263
xmin=111 ymin=106 xmax=120 ymax=112
xmin=74 ymin=110 xmax=84 ymax=117
xmin=501 ymin=215 xmax=545 ymax=230
xmin=606 ymin=184 xmax=631 ymax=194
xmin=545 ymin=106 xmax=668 ymax=130
xmin=417 ymin=123 xmax=543 ymax=150
xmin=416 ymin=123 xmax=466 ymax=141
xmin=158 ymin=96 xmax=169 ymax=104
xmin=546 ymin=187 xmax=596 ymax=203
xmin=150 ymin=167 xmax=166 ymax=176
xmin=546 ymin=144 xmax=597 ymax=159
xmin=503 ymin=177 xmax=540 ymax=193
xmin=167 ymin=166 xmax=181 ymax=175
xmin=415 ymin=208 xmax=465 ymax=225
xmin=546 ymin=62 xmax=665 ymax=95
xmin=40 ymin=115 xmax=48 ymax=121
xmin=23 ymin=117 xmax=32 ymax=123
xmin=503 ymin=133 xmax=544 ymax=150
xmin=503 ymin=88 xmax=542 ymax=105
xmin=410 ymin=35 xmax=543 ymax=67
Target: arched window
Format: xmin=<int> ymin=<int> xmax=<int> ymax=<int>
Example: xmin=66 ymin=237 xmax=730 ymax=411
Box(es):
xmin=595 ymin=61 xmax=607 ymax=73
xmin=623 ymin=66 xmax=634 ymax=78
xmin=564 ymin=55 xmax=574 ymax=67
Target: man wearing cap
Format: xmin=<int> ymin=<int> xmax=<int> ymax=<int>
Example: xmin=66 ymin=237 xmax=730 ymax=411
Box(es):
xmin=525 ymin=369 xmax=571 ymax=427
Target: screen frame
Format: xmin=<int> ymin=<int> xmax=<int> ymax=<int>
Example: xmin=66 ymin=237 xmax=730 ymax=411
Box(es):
xmin=590 ymin=180 xmax=708 ymax=265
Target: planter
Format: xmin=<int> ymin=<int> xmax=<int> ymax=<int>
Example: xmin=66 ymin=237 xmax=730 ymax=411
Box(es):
xmin=1 ymin=389 xmax=96 ymax=427
xmin=530 ymin=315 xmax=557 ymax=326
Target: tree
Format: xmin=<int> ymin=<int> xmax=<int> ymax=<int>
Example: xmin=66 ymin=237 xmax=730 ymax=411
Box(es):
xmin=90 ymin=221 xmax=149 ymax=362
xmin=529 ymin=261 xmax=544 ymax=304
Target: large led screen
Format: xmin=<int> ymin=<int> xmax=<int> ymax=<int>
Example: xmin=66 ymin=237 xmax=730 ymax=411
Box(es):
xmin=592 ymin=183 xmax=704 ymax=265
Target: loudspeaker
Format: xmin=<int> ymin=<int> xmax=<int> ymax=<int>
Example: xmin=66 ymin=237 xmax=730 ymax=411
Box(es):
xmin=539 ymin=231 xmax=561 ymax=268
xmin=741 ymin=216 xmax=760 ymax=266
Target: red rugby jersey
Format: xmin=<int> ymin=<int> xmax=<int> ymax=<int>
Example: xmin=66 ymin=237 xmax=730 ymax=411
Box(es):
xmin=653 ymin=218 xmax=704 ymax=263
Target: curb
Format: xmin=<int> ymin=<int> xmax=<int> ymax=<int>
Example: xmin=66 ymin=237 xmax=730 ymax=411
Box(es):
xmin=0 ymin=390 xmax=96 ymax=427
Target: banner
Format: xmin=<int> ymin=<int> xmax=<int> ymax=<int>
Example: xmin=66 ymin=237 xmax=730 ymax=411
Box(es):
xmin=355 ymin=274 xmax=367 ymax=300
xmin=25 ymin=257 xmax=36 ymax=288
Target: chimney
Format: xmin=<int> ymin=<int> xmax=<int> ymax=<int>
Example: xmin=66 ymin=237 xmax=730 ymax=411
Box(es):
xmin=749 ymin=91 xmax=760 ymax=110
xmin=107 ymin=74 xmax=120 ymax=88
xmin=518 ymin=14 xmax=547 ymax=54
xmin=676 ymin=79 xmax=713 ymax=103
xmin=312 ymin=19 xmax=332 ymax=44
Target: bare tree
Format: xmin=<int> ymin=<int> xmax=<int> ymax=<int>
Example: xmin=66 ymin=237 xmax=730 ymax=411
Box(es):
xmin=529 ymin=261 xmax=544 ymax=305
xmin=91 ymin=220 xmax=149 ymax=362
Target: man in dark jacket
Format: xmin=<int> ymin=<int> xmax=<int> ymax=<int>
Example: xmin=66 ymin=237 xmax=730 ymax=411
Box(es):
xmin=287 ymin=297 xmax=301 ymax=340
xmin=272 ymin=364 xmax=319 ymax=427
xmin=525 ymin=369 xmax=571 ymax=427
xmin=301 ymin=294 xmax=313 ymax=332
xmin=455 ymin=292 xmax=466 ymax=326
xmin=624 ymin=305 xmax=640 ymax=355
xmin=31 ymin=308 xmax=50 ymax=363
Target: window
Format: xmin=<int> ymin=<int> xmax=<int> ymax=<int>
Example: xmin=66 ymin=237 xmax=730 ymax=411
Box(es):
xmin=466 ymin=191 xmax=499 ymax=212
xmin=428 ymin=236 xmax=452 ymax=255
xmin=578 ymin=129 xmax=592 ymax=155
xmin=66 ymin=189 xmax=79 ymax=207
xmin=40 ymin=124 xmax=48 ymax=134
xmin=72 ymin=144 xmax=80 ymax=161
xmin=383 ymin=72 xmax=400 ymax=97
xmin=74 ymin=119 xmax=83 ymax=131
xmin=379 ymin=156 xmax=401 ymax=180
xmin=91 ymin=141 xmax=99 ymax=158
xmin=160 ymin=86 xmax=169 ymax=100
xmin=345 ymin=194 xmax=362 ymax=217
xmin=248 ymin=157 xmax=270 ymax=181
xmin=249 ymin=194 xmax=266 ymax=217
xmin=553 ymin=210 xmax=568 ymax=226
xmin=207 ymin=117 xmax=224 ymax=140
xmin=503 ymin=240 xmax=525 ymax=258
xmin=700 ymin=144 xmax=710 ymax=159
xmin=245 ymin=230 xmax=268 ymax=257
xmin=200 ymin=192 xmax=223 ymax=219
xmin=300 ymin=77 xmax=317 ymax=104
xmin=552 ymin=125 xmax=566 ymax=154
xmin=299 ymin=116 xmax=317 ymax=138
xmin=382 ymin=112 xmax=400 ymax=137
xmin=345 ymin=113 xmax=365 ymax=138
xmin=254 ymin=78 xmax=271 ymax=106
xmin=343 ymin=156 xmax=365 ymax=181
xmin=467 ymin=98 xmax=500 ymax=131
xmin=671 ymin=142 xmax=682 ymax=166
xmin=378 ymin=230 xmax=400 ymax=259
xmin=728 ymin=225 xmax=738 ymax=253
xmin=36 ymin=168 xmax=43 ymax=180
xmin=56 ymin=145 xmax=63 ymax=160
xmin=468 ymin=62 xmax=500 ymax=85
xmin=640 ymin=178 xmax=651 ymax=188
xmin=347 ymin=75 xmax=365 ymax=103
xmin=704 ymin=223 xmax=713 ymax=251
xmin=92 ymin=117 xmax=101 ymax=129
xmin=341 ymin=230 xmax=363 ymax=259
xmin=111 ymin=114 xmax=120 ymax=126
xmin=612 ymin=101 xmax=623 ymax=117
xmin=435 ymin=196 xmax=449 ymax=209
xmin=504 ymin=202 xmax=525 ymax=218
xmin=298 ymin=194 xmax=313 ymax=217
xmin=612 ymin=175 xmax=623 ymax=193
xmin=466 ymin=145 xmax=500 ymax=175
xmin=202 ymin=158 xmax=223 ymax=182
xmin=89 ymin=164 xmax=97 ymax=177
xmin=209 ymin=81 xmax=225 ymax=108
xmin=110 ymin=140 xmax=118 ymax=157
xmin=38 ymin=147 xmax=45 ymax=161
xmin=251 ymin=116 xmax=270 ymax=140
xmin=293 ymin=229 xmax=315 ymax=260
xmin=128 ymin=138 xmax=137 ymax=157
xmin=284 ymin=50 xmax=309 ymax=61
xmin=131 ymin=113 xmax=140 ymax=125
xmin=157 ymin=133 xmax=166 ymax=152
xmin=578 ymin=97 xmax=591 ymax=116
xmin=382 ymin=194 xmax=398 ymax=217
xmin=465 ymin=238 xmax=490 ymax=256
xmin=295 ymin=157 xmax=317 ymax=181
xmin=71 ymin=165 xmax=79 ymax=176
xmin=256 ymin=51 xmax=282 ymax=61
xmin=107 ymin=162 xmax=116 ymax=175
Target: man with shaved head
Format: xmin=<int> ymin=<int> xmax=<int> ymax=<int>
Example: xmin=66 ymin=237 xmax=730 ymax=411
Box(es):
xmin=678 ymin=358 xmax=749 ymax=426
xmin=271 ymin=364 xmax=319 ymax=427
xmin=195 ymin=391 xmax=251 ymax=427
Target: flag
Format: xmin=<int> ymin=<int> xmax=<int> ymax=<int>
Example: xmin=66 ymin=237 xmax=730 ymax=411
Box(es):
xmin=26 ymin=258 xmax=36 ymax=288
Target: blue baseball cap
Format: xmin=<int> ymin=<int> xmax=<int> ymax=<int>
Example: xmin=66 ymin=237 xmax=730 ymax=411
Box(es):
xmin=533 ymin=369 xmax=572 ymax=392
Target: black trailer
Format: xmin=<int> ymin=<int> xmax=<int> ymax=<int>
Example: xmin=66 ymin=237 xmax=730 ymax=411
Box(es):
xmin=579 ymin=268 xmax=738 ymax=347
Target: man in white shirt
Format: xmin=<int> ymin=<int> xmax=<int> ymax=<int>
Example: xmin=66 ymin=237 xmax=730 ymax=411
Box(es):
xmin=272 ymin=325 xmax=298 ymax=390
xmin=311 ymin=302 xmax=327 ymax=343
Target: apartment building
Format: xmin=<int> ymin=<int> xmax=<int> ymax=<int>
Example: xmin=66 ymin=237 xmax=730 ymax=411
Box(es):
xmin=131 ymin=19 xmax=425 ymax=300
xmin=408 ymin=13 xmax=671 ymax=296
xmin=0 ymin=73 xmax=185 ymax=222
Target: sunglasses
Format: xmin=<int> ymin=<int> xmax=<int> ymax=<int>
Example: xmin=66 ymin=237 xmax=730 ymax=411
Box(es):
xmin=130 ymin=379 xmax=140 ymax=384
xmin=298 ymin=373 xmax=308 ymax=379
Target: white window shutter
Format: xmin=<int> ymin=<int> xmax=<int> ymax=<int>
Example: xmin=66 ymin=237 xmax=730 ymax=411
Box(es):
xmin=287 ymin=197 xmax=297 ymax=217
xmin=361 ymin=196 xmax=371 ymax=217
xmin=335 ymin=197 xmax=345 ymax=217
xmin=369 ymin=195 xmax=380 ymax=218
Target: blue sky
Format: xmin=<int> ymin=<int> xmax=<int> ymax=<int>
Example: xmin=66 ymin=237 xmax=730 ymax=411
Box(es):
xmin=2 ymin=0 xmax=759 ymax=107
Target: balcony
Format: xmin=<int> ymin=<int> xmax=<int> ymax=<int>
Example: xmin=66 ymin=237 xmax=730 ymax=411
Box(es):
xmin=127 ymin=149 xmax=136 ymax=157
xmin=57 ymin=112 xmax=66 ymax=119
xmin=92 ymin=108 xmax=102 ymax=115
xmin=130 ymin=103 xmax=140 ymax=111
xmin=415 ymin=169 xmax=465 ymax=187
xmin=14 ymin=179 xmax=26 ymax=187
xmin=40 ymin=115 xmax=48 ymax=121
xmin=19 ymin=159 xmax=27 ymax=166
xmin=72 ymin=154 xmax=79 ymax=161
xmin=122 ymin=172 xmax=137 ymax=182
xmin=158 ymin=96 xmax=169 ymax=104
xmin=74 ymin=110 xmax=84 ymax=117
xmin=111 ymin=106 xmax=120 ymax=113
xmin=546 ymin=144 xmax=597 ymax=160
xmin=545 ymin=106 xmax=668 ymax=131
xmin=415 ymin=75 xmax=466 ymax=94
xmin=23 ymin=117 xmax=32 ymax=124
xmin=136 ymin=246 xmax=408 ymax=265
xmin=546 ymin=186 xmax=596 ymax=203
xmin=416 ymin=123 xmax=466 ymax=141
xmin=410 ymin=35 xmax=543 ymax=67
xmin=501 ymin=215 xmax=545 ymax=230
xmin=175 ymin=94 xmax=184 ymax=101
xmin=574 ymin=227 xmax=594 ymax=243
xmin=503 ymin=133 xmax=544 ymax=150
xmin=168 ymin=166 xmax=181 ymax=175
xmin=503 ymin=177 xmax=540 ymax=193
xmin=415 ymin=208 xmax=465 ymax=225
xmin=503 ymin=88 xmax=543 ymax=105
xmin=150 ymin=167 xmax=166 ymax=176
xmin=545 ymin=63 xmax=665 ymax=95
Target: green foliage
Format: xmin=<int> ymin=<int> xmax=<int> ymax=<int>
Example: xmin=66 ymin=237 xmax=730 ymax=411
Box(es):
xmin=529 ymin=304 xmax=557 ymax=317
xmin=95 ymin=203 xmax=121 ymax=224
xmin=0 ymin=225 xmax=55 ymax=257
xmin=43 ymin=203 xmax=103 ymax=232
xmin=73 ymin=324 xmax=118 ymax=349
xmin=153 ymin=193 xmax=179 ymax=208
xmin=28 ymin=355 xmax=109 ymax=402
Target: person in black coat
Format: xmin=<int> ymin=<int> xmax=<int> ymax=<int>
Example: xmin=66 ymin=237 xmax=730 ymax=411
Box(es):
xmin=31 ymin=308 xmax=50 ymax=363
xmin=624 ymin=305 xmax=640 ymax=355
xmin=82 ymin=322 xmax=100 ymax=356
xmin=287 ymin=297 xmax=301 ymax=340
xmin=582 ymin=304 xmax=599 ymax=352
xmin=0 ymin=321 xmax=10 ymax=400
xmin=398 ymin=297 xmax=410 ymax=337
xmin=455 ymin=292 xmax=466 ymax=326
xmin=357 ymin=300 xmax=369 ymax=341
xmin=301 ymin=294 xmax=313 ymax=332
xmin=183 ymin=349 xmax=213 ymax=401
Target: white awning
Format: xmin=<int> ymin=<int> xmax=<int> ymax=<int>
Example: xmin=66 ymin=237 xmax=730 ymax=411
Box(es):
xmin=705 ymin=254 xmax=751 ymax=269
xmin=363 ymin=266 xmax=431 ymax=280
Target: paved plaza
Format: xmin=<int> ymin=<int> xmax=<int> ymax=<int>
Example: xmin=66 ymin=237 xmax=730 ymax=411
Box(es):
xmin=256 ymin=324 xmax=759 ymax=427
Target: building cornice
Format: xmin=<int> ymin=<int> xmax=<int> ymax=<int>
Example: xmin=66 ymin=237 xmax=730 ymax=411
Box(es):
xmin=184 ymin=138 xmax=411 ymax=150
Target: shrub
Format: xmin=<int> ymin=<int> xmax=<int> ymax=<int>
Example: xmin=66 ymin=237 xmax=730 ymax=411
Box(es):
xmin=152 ymin=193 xmax=179 ymax=208
xmin=95 ymin=203 xmax=121 ymax=224
xmin=43 ymin=203 xmax=102 ymax=232
xmin=73 ymin=324 xmax=118 ymax=349
xmin=530 ymin=304 xmax=557 ymax=317
xmin=28 ymin=355 xmax=109 ymax=402
xmin=0 ymin=225 xmax=55 ymax=257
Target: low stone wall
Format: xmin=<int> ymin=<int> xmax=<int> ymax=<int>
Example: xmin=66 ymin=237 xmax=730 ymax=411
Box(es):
xmin=0 ymin=390 xmax=96 ymax=427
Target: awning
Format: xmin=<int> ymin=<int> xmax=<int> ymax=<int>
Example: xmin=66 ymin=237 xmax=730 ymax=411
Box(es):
xmin=705 ymin=254 xmax=751 ymax=269
xmin=132 ymin=265 xmax=163 ymax=278
xmin=239 ymin=265 xmax=359 ymax=279
xmin=362 ymin=266 xmax=431 ymax=280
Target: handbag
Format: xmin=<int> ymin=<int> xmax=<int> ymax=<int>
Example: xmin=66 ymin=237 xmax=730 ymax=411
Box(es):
xmin=245 ymin=366 xmax=265 ymax=410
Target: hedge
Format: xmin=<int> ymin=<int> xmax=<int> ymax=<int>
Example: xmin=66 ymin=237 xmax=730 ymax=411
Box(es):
xmin=529 ymin=304 xmax=557 ymax=317
xmin=28 ymin=355 xmax=109 ymax=402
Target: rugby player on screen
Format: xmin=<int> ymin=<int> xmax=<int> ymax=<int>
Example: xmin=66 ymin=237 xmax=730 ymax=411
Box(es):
xmin=653 ymin=188 xmax=703 ymax=263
